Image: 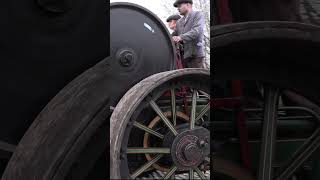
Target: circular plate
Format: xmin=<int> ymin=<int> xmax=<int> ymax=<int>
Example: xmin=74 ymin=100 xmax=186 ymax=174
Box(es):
xmin=110 ymin=2 xmax=176 ymax=74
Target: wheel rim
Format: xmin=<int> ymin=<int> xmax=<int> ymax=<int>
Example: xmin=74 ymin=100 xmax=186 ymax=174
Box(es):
xmin=121 ymin=77 xmax=210 ymax=179
xmin=110 ymin=69 xmax=210 ymax=179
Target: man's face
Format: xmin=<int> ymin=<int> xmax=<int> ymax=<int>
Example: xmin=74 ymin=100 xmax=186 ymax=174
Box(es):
xmin=168 ymin=20 xmax=177 ymax=30
xmin=177 ymin=3 xmax=189 ymax=15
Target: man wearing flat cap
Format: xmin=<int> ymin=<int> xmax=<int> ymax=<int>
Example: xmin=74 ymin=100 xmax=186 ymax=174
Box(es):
xmin=166 ymin=14 xmax=181 ymax=32
xmin=172 ymin=0 xmax=205 ymax=68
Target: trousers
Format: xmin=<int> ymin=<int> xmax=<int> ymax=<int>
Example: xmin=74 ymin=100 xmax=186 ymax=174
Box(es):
xmin=182 ymin=57 xmax=205 ymax=68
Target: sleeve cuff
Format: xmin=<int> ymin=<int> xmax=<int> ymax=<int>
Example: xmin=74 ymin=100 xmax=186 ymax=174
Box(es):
xmin=180 ymin=34 xmax=186 ymax=41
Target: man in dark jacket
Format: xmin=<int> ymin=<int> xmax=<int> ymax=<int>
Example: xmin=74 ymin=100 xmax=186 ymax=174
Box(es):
xmin=172 ymin=0 xmax=205 ymax=68
xmin=166 ymin=14 xmax=181 ymax=31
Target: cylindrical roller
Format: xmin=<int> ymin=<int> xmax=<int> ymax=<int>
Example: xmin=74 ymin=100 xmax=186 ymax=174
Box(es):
xmin=2 ymin=3 xmax=176 ymax=180
xmin=110 ymin=2 xmax=176 ymax=74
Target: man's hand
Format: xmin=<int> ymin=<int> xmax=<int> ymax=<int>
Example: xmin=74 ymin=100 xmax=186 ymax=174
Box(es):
xmin=172 ymin=36 xmax=182 ymax=43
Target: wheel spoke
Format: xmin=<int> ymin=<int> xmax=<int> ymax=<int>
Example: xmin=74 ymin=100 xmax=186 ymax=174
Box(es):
xmin=170 ymin=173 xmax=175 ymax=180
xmin=171 ymin=88 xmax=177 ymax=126
xmin=131 ymin=154 xmax=163 ymax=179
xmin=190 ymin=90 xmax=197 ymax=129
xmin=195 ymin=103 xmax=210 ymax=121
xmin=133 ymin=121 xmax=164 ymax=139
xmin=127 ymin=147 xmax=170 ymax=154
xmin=164 ymin=165 xmax=177 ymax=179
xmin=198 ymin=90 xmax=210 ymax=98
xmin=258 ymin=85 xmax=280 ymax=180
xmin=0 ymin=141 xmax=16 ymax=159
xmin=195 ymin=167 xmax=207 ymax=179
xmin=276 ymin=128 xmax=320 ymax=179
xmin=0 ymin=141 xmax=15 ymax=153
xmin=150 ymin=99 xmax=178 ymax=136
xmin=189 ymin=169 xmax=194 ymax=180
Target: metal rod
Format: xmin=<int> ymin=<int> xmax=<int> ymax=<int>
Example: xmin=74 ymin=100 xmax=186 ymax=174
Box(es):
xmin=126 ymin=148 xmax=170 ymax=154
xmin=0 ymin=141 xmax=15 ymax=159
xmin=131 ymin=154 xmax=163 ymax=179
xmin=236 ymin=108 xmax=252 ymax=170
xmin=133 ymin=121 xmax=164 ymax=139
xmin=171 ymin=88 xmax=177 ymax=126
xmin=195 ymin=167 xmax=207 ymax=179
xmin=195 ymin=103 xmax=210 ymax=121
xmin=276 ymin=128 xmax=320 ymax=180
xmin=258 ymin=85 xmax=280 ymax=180
xmin=189 ymin=169 xmax=194 ymax=180
xmin=150 ymin=100 xmax=178 ymax=136
xmin=212 ymin=120 xmax=314 ymax=133
xmin=198 ymin=90 xmax=210 ymax=99
xmin=164 ymin=165 xmax=177 ymax=179
xmin=0 ymin=141 xmax=15 ymax=153
xmin=245 ymin=106 xmax=320 ymax=122
xmin=231 ymin=80 xmax=252 ymax=170
xmin=247 ymin=116 xmax=314 ymax=121
xmin=190 ymin=90 xmax=197 ymax=129
xmin=157 ymin=98 xmax=208 ymax=105
xmin=283 ymin=90 xmax=320 ymax=117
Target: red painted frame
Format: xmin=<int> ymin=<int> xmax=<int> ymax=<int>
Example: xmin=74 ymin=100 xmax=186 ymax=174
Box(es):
xmin=215 ymin=0 xmax=252 ymax=170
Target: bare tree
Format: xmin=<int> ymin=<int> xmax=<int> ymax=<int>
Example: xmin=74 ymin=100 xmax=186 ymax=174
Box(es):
xmin=161 ymin=0 xmax=210 ymax=69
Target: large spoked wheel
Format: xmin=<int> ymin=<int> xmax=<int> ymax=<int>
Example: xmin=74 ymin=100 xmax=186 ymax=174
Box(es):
xmin=110 ymin=69 xmax=210 ymax=179
xmin=212 ymin=22 xmax=320 ymax=180
xmin=212 ymin=81 xmax=320 ymax=180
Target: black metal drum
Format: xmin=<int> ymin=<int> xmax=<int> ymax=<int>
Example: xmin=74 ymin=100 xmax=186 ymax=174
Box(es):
xmin=110 ymin=2 xmax=176 ymax=74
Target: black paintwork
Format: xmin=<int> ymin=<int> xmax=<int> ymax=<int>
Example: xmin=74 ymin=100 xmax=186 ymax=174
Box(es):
xmin=0 ymin=0 xmax=109 ymax=144
xmin=212 ymin=0 xmax=320 ymax=101
xmin=110 ymin=3 xmax=176 ymax=74
xmin=215 ymin=0 xmax=320 ymax=26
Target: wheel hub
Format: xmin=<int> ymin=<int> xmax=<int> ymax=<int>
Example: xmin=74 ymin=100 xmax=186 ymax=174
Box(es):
xmin=144 ymin=111 xmax=190 ymax=172
xmin=164 ymin=124 xmax=210 ymax=170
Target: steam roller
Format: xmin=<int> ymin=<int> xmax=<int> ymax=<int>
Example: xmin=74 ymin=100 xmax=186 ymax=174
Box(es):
xmin=0 ymin=2 xmax=210 ymax=180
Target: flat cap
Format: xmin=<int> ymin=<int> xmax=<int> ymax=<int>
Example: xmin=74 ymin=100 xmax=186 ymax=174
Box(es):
xmin=173 ymin=0 xmax=193 ymax=7
xmin=166 ymin=14 xmax=181 ymax=22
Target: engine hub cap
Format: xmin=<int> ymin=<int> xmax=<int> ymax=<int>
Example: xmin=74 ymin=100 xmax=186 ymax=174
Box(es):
xmin=166 ymin=125 xmax=210 ymax=170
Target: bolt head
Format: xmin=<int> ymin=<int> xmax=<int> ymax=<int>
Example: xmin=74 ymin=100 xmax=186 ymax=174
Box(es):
xmin=119 ymin=51 xmax=134 ymax=67
xmin=124 ymin=53 xmax=133 ymax=61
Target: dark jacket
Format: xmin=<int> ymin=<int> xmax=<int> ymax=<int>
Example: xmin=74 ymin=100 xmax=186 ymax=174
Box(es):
xmin=172 ymin=10 xmax=205 ymax=59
